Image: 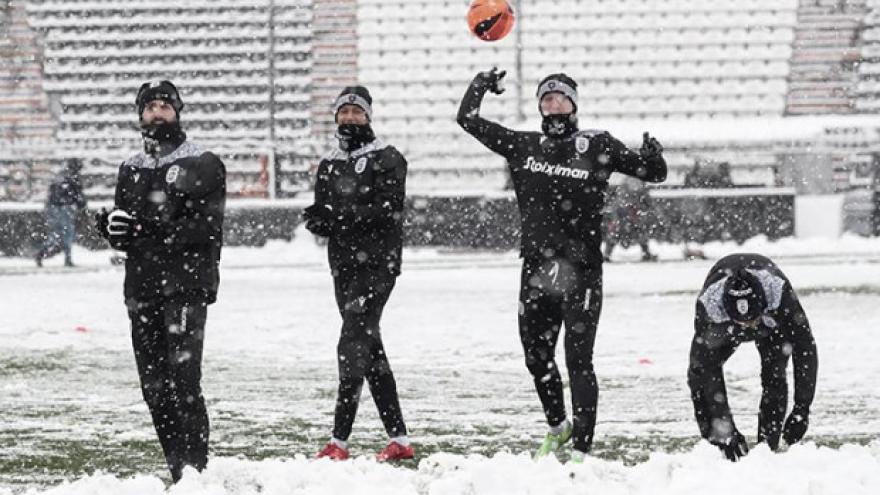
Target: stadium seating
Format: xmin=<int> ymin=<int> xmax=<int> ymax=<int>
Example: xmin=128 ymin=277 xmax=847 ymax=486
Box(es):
xmin=11 ymin=0 xmax=314 ymax=199
xmin=25 ymin=0 xmax=312 ymax=144
xmin=356 ymin=0 xmax=804 ymax=189
xmin=788 ymin=0 xmax=865 ymax=115
xmin=858 ymin=0 xmax=880 ymax=111
xmin=3 ymin=0 xmax=880 ymax=200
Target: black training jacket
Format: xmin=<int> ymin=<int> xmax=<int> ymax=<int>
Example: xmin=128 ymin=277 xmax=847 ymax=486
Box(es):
xmin=108 ymin=141 xmax=226 ymax=303
xmin=312 ymin=139 xmax=407 ymax=275
xmin=458 ymin=75 xmax=667 ymax=265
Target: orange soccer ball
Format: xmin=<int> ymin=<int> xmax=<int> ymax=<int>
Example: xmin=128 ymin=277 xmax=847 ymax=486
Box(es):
xmin=467 ymin=0 xmax=515 ymax=42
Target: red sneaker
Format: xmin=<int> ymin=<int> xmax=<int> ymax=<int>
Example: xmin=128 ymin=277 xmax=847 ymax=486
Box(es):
xmin=377 ymin=441 xmax=414 ymax=462
xmin=316 ymin=442 xmax=350 ymax=460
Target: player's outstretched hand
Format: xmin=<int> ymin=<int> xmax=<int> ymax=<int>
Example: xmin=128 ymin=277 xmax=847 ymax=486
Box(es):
xmin=711 ymin=429 xmax=749 ymax=462
xmin=478 ymin=67 xmax=507 ymax=95
xmin=640 ymin=132 xmax=663 ymax=160
xmin=783 ymin=408 xmax=809 ymax=446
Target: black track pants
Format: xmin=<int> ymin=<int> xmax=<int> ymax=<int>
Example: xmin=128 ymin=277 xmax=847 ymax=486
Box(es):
xmin=518 ymin=257 xmax=603 ymax=452
xmin=128 ymin=295 xmax=209 ymax=482
xmin=331 ymin=267 xmax=407 ymax=441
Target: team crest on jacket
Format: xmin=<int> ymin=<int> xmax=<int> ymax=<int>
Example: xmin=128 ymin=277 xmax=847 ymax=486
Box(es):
xmin=355 ymin=157 xmax=367 ymax=174
xmin=165 ymin=165 xmax=180 ymax=184
xmin=736 ymin=299 xmax=749 ymax=315
xmin=575 ymin=136 xmax=589 ymax=154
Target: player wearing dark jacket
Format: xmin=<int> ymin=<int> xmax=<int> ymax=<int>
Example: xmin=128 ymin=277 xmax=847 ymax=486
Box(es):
xmin=458 ymin=68 xmax=667 ymax=461
xmin=688 ymin=253 xmax=818 ymax=461
xmin=305 ymin=86 xmax=413 ymax=463
xmin=95 ymin=80 xmax=225 ymax=482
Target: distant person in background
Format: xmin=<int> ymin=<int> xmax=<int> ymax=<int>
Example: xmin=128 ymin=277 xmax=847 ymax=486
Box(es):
xmin=685 ymin=158 xmax=733 ymax=189
xmin=603 ymin=177 xmax=657 ymax=262
xmin=681 ymin=158 xmax=710 ymax=260
xmin=681 ymin=159 xmax=736 ymax=259
xmin=683 ymin=158 xmax=707 ymax=188
xmin=715 ymin=162 xmax=734 ymax=188
xmin=304 ymin=85 xmax=413 ymax=462
xmin=35 ymin=158 xmax=87 ymax=267
xmin=688 ymin=253 xmax=817 ymax=461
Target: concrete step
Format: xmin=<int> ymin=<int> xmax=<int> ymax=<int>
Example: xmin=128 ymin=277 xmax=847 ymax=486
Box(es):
xmin=785 ymin=103 xmax=855 ymax=115
xmin=790 ymin=48 xmax=862 ymax=63
xmin=789 ymin=79 xmax=857 ymax=91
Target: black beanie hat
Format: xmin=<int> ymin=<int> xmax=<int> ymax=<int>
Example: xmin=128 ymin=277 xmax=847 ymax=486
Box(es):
xmin=136 ymin=80 xmax=184 ymax=117
xmin=722 ymin=269 xmax=767 ymax=323
xmin=333 ymin=85 xmax=373 ymax=121
xmin=536 ymin=73 xmax=578 ymax=113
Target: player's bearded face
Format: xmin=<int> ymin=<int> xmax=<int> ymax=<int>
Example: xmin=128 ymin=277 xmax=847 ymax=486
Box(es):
xmin=141 ymin=100 xmax=178 ymax=125
xmin=139 ymin=99 xmax=183 ymax=151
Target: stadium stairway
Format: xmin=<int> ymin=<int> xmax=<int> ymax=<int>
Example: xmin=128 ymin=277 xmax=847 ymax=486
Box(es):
xmin=786 ymin=0 xmax=867 ymax=115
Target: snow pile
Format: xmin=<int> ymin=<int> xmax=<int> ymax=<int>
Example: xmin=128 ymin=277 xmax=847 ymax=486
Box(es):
xmin=3 ymin=235 xmax=880 ymax=494
xmin=9 ymin=441 xmax=879 ymax=495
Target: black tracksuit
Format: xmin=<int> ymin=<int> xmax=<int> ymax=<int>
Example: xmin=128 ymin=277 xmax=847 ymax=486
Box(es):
xmin=306 ymin=139 xmax=408 ymax=441
xmin=688 ymin=254 xmax=818 ymax=452
xmin=47 ymin=168 xmax=86 ymax=208
xmin=38 ymin=167 xmax=87 ymax=262
xmin=458 ymin=75 xmax=667 ymax=452
xmin=104 ymin=140 xmax=225 ymax=481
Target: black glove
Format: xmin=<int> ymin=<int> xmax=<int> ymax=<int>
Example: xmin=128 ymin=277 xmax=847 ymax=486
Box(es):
xmin=303 ymin=204 xmax=334 ymax=237
xmin=304 ymin=203 xmax=336 ymax=221
xmin=782 ymin=407 xmax=809 ymax=446
xmin=477 ymin=67 xmax=506 ymax=95
xmin=106 ymin=209 xmax=134 ymax=239
xmin=94 ymin=208 xmax=110 ymax=239
xmin=305 ymin=218 xmax=332 ymax=237
xmin=711 ymin=430 xmax=749 ymax=462
xmin=640 ymin=132 xmax=663 ymax=160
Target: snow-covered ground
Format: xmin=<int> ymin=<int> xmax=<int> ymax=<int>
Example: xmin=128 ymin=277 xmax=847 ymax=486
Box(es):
xmin=1 ymin=228 xmax=879 ymax=494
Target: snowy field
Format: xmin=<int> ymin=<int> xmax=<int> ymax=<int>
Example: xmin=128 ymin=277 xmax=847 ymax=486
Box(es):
xmin=1 ymin=228 xmax=880 ymax=494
